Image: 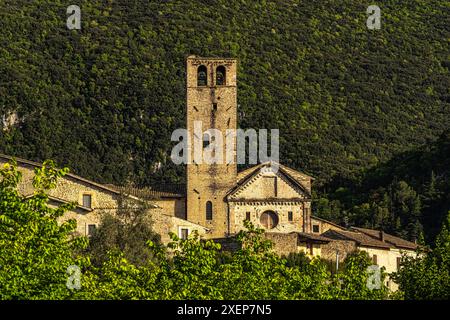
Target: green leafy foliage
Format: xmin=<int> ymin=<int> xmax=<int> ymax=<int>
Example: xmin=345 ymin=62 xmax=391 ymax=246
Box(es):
xmin=0 ymin=160 xmax=88 ymax=299
xmin=332 ymin=251 xmax=389 ymax=300
xmin=391 ymin=212 xmax=450 ymax=300
xmin=86 ymin=197 xmax=161 ymax=267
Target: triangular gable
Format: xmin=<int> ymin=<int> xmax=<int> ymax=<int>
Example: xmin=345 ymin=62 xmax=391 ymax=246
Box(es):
xmin=236 ymin=162 xmax=314 ymax=184
xmin=228 ymin=163 xmax=311 ymax=201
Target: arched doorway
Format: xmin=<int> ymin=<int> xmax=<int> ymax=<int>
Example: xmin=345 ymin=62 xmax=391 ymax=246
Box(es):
xmin=260 ymin=211 xmax=279 ymax=229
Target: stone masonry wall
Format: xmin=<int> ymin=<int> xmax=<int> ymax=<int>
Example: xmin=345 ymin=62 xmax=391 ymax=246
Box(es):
xmin=320 ymin=239 xmax=357 ymax=263
xmin=230 ymin=202 xmax=305 ymax=234
xmin=186 ymin=56 xmax=238 ymax=238
xmin=264 ymin=232 xmax=298 ymax=256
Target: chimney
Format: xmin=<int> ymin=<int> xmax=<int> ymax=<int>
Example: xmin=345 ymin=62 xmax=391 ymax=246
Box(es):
xmin=380 ymin=230 xmax=385 ymax=242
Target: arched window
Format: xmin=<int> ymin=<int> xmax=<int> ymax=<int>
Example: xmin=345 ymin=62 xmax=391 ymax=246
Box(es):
xmin=197 ymin=65 xmax=207 ymax=86
xmin=206 ymin=201 xmax=213 ymax=220
xmin=260 ymin=211 xmax=279 ymax=229
xmin=216 ymin=66 xmax=226 ymax=86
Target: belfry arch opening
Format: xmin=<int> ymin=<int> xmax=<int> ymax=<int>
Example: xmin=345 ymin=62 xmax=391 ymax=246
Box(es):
xmin=216 ymin=66 xmax=226 ymax=86
xmin=197 ymin=65 xmax=207 ymax=86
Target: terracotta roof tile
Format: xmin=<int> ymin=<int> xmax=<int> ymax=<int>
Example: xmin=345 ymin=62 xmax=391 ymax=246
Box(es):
xmin=112 ymin=184 xmax=185 ymax=199
xmin=294 ymin=232 xmax=331 ymax=243
xmin=311 ymin=215 xmax=347 ymax=231
xmin=236 ymin=162 xmax=314 ymax=184
xmin=322 ymin=229 xmax=393 ymax=249
xmin=234 ymin=162 xmax=313 ymax=199
xmin=351 ymin=227 xmax=418 ymax=250
xmin=0 ymin=154 xmax=120 ymax=195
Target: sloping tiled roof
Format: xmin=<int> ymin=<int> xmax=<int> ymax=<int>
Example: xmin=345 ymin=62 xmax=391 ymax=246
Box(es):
xmin=232 ymin=162 xmax=314 ymax=199
xmin=265 ymin=232 xmax=330 ymax=244
xmin=24 ymin=194 xmax=93 ymax=212
xmin=111 ymin=184 xmax=185 ymax=199
xmin=236 ymin=165 xmax=260 ymax=184
xmin=0 ymin=153 xmax=186 ymax=200
xmin=322 ymin=229 xmax=393 ymax=249
xmin=311 ymin=215 xmax=347 ymax=231
xmin=236 ymin=162 xmax=314 ymax=184
xmin=295 ymin=232 xmax=331 ymax=243
xmin=280 ymin=165 xmax=315 ymax=182
xmin=351 ymin=227 xmax=418 ymax=250
xmin=0 ymin=154 xmax=120 ymax=195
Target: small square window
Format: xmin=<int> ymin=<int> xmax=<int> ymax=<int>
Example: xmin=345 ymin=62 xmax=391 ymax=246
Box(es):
xmin=245 ymin=212 xmax=251 ymax=221
xmin=82 ymin=194 xmax=92 ymax=208
xmin=288 ymin=211 xmax=293 ymax=221
xmin=180 ymin=228 xmax=189 ymax=240
xmin=312 ymin=225 xmax=320 ymax=233
xmin=87 ymin=224 xmax=97 ymax=236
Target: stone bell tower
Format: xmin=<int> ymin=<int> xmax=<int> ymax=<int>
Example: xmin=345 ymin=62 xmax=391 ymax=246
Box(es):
xmin=185 ymin=56 xmax=237 ymax=238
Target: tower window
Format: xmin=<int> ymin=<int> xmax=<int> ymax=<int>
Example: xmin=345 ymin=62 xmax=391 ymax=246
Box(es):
xmin=197 ymin=65 xmax=207 ymax=86
xmin=216 ymin=66 xmax=226 ymax=86
xmin=245 ymin=212 xmax=251 ymax=221
xmin=206 ymin=201 xmax=213 ymax=220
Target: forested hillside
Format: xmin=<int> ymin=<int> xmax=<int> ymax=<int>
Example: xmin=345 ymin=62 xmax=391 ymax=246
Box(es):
xmin=315 ymin=130 xmax=450 ymax=243
xmin=0 ymin=1 xmax=448 ymax=241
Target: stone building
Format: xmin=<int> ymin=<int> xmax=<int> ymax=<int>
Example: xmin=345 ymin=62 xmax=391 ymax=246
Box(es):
xmin=320 ymin=227 xmax=417 ymax=290
xmin=0 ymin=154 xmax=208 ymax=242
xmin=182 ymin=56 xmax=317 ymax=240
xmin=0 ymin=56 xmax=418 ymax=285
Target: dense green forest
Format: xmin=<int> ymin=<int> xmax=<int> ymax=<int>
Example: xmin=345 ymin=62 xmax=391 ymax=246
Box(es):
xmin=315 ymin=130 xmax=450 ymax=243
xmin=0 ymin=1 xmax=449 ymax=242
